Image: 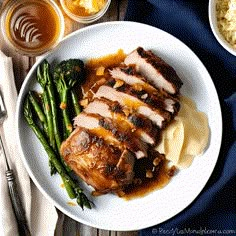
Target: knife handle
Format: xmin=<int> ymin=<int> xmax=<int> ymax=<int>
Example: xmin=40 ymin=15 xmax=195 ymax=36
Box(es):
xmin=6 ymin=170 xmax=31 ymax=236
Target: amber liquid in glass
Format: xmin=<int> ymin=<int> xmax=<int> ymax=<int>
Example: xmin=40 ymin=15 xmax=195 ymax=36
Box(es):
xmin=5 ymin=0 xmax=61 ymax=54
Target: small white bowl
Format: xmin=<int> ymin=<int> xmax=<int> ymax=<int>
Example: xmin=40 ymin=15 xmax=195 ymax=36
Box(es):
xmin=209 ymin=0 xmax=236 ymax=56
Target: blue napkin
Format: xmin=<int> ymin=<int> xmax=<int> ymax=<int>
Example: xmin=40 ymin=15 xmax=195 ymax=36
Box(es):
xmin=125 ymin=0 xmax=236 ymax=234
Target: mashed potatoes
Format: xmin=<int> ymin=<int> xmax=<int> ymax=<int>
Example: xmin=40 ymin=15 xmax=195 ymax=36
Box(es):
xmin=156 ymin=96 xmax=209 ymax=169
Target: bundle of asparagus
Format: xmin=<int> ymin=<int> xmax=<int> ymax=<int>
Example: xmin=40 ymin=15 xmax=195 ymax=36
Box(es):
xmin=24 ymin=59 xmax=91 ymax=209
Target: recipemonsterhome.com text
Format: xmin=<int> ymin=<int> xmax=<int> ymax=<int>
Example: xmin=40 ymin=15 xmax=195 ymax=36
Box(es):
xmin=151 ymin=227 xmax=236 ymax=235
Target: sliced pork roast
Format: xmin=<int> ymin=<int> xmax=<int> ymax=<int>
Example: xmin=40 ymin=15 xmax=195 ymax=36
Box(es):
xmin=124 ymin=47 xmax=183 ymax=95
xmin=84 ymin=98 xmax=160 ymax=145
xmin=94 ymin=81 xmax=170 ymax=128
xmin=74 ymin=113 xmax=148 ymax=159
xmin=60 ymin=128 xmax=135 ymax=193
xmin=110 ymin=66 xmax=180 ymax=114
xmin=60 ymin=47 xmax=183 ymax=194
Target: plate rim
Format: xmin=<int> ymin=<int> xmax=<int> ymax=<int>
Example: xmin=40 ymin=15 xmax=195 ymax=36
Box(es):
xmin=16 ymin=21 xmax=223 ymax=231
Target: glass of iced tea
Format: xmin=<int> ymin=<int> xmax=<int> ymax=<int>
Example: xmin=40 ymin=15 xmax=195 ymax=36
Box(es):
xmin=1 ymin=0 xmax=64 ymax=56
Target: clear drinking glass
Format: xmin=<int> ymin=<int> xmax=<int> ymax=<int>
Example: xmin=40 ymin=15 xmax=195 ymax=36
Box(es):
xmin=60 ymin=0 xmax=111 ymax=24
xmin=1 ymin=0 xmax=65 ymax=56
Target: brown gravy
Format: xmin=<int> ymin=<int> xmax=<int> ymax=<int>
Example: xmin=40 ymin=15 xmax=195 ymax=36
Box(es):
xmin=82 ymin=49 xmax=175 ymax=199
xmin=82 ymin=49 xmax=126 ymax=94
xmin=123 ymin=155 xmax=172 ymax=200
xmin=5 ymin=0 xmax=61 ymax=53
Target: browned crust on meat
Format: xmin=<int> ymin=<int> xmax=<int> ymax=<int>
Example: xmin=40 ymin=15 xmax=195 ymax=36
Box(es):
xmin=119 ymin=65 xmax=146 ymax=80
xmin=128 ymin=113 xmax=160 ymax=144
xmin=112 ymin=65 xmax=181 ymax=100
xmin=136 ymin=47 xmax=183 ymax=93
xmin=110 ymin=65 xmax=181 ymax=116
xmin=96 ymin=97 xmax=124 ymax=114
xmin=96 ymin=114 xmax=148 ymax=157
xmin=88 ymin=98 xmax=160 ymax=145
xmin=60 ymin=127 xmax=135 ymax=193
xmin=105 ymin=78 xmax=172 ymax=124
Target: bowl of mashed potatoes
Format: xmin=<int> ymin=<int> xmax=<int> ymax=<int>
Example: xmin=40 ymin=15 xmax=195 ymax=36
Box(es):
xmin=209 ymin=0 xmax=236 ymax=56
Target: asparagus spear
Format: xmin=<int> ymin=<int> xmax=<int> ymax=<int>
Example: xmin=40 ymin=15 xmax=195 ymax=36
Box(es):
xmin=71 ymin=89 xmax=81 ymax=116
xmin=53 ymin=59 xmax=85 ymax=138
xmin=41 ymin=60 xmax=71 ymax=173
xmin=24 ymin=96 xmax=92 ymax=209
xmin=43 ymin=61 xmax=62 ymax=153
xmin=37 ymin=65 xmax=57 ymax=175
xmin=37 ymin=64 xmax=55 ymax=150
xmin=28 ymin=91 xmax=47 ymax=126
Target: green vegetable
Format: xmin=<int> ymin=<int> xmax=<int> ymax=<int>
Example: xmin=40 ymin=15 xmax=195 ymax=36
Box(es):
xmin=41 ymin=60 xmax=72 ymax=172
xmin=28 ymin=90 xmax=56 ymax=175
xmin=53 ymin=59 xmax=85 ymax=138
xmin=37 ymin=63 xmax=55 ymax=150
xmin=24 ymin=96 xmax=92 ymax=209
xmin=71 ymin=88 xmax=81 ymax=116
xmin=28 ymin=91 xmax=47 ymax=132
xmin=42 ymin=61 xmax=62 ymax=153
xmin=37 ymin=64 xmax=57 ymax=175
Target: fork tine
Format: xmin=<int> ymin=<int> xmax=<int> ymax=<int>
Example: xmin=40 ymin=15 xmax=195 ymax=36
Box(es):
xmin=0 ymin=91 xmax=9 ymax=170
xmin=0 ymin=91 xmax=7 ymax=124
xmin=0 ymin=135 xmax=10 ymax=170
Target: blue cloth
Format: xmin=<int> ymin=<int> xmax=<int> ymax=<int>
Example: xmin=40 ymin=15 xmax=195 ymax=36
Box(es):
xmin=125 ymin=0 xmax=236 ymax=234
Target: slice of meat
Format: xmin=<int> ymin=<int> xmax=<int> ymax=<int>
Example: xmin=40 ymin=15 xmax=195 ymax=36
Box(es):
xmin=124 ymin=47 xmax=183 ymax=94
xmin=106 ymin=79 xmax=172 ymax=119
xmin=110 ymin=67 xmax=180 ymax=114
xmin=84 ymin=98 xmax=159 ymax=145
xmin=83 ymin=78 xmax=106 ymax=101
xmin=94 ymin=82 xmax=171 ymax=128
xmin=110 ymin=65 xmax=150 ymax=88
xmin=128 ymin=113 xmax=160 ymax=145
xmin=74 ymin=113 xmax=148 ymax=159
xmin=60 ymin=127 xmax=135 ymax=193
xmin=73 ymin=113 xmax=122 ymax=148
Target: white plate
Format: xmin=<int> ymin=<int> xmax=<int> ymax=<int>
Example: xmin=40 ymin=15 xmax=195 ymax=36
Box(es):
xmin=16 ymin=21 xmax=222 ymax=231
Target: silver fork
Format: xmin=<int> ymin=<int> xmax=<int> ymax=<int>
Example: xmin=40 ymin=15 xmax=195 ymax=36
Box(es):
xmin=0 ymin=91 xmax=31 ymax=236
